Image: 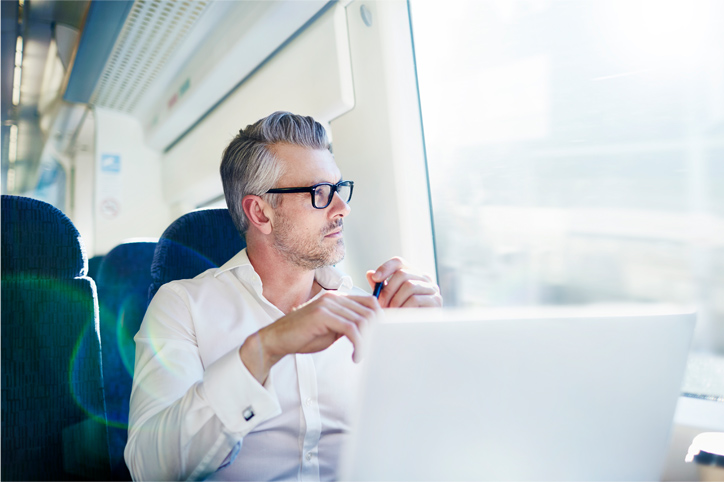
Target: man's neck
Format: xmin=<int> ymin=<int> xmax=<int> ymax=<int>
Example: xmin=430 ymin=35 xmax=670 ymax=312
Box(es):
xmin=246 ymin=243 xmax=322 ymax=314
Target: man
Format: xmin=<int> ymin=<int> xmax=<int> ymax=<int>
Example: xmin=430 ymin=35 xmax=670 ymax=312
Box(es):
xmin=125 ymin=112 xmax=442 ymax=481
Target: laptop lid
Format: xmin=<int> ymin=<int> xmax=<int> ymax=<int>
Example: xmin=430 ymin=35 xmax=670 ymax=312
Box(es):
xmin=339 ymin=305 xmax=695 ymax=481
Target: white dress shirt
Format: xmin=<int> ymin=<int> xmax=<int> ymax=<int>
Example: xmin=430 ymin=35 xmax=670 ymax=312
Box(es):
xmin=125 ymin=249 xmax=365 ymax=481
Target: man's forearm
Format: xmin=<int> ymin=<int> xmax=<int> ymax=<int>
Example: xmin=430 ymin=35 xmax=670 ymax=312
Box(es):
xmin=126 ymin=384 xmax=237 ymax=481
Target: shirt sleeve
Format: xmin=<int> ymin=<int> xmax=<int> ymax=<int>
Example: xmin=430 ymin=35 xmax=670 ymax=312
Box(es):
xmin=124 ymin=283 xmax=282 ymax=481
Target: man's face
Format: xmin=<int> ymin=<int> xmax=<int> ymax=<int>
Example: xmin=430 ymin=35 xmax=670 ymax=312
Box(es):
xmin=269 ymin=143 xmax=351 ymax=270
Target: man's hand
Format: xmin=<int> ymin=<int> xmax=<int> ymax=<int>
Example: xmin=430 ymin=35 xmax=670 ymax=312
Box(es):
xmin=366 ymin=257 xmax=443 ymax=308
xmin=240 ymin=292 xmax=381 ymax=384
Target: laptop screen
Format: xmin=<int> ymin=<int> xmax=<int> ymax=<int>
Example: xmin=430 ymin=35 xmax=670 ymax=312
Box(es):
xmin=340 ymin=305 xmax=695 ymax=481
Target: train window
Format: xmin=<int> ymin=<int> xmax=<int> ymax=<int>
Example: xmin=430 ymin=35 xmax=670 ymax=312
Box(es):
xmin=410 ymin=0 xmax=724 ymax=398
xmin=34 ymin=160 xmax=67 ymax=212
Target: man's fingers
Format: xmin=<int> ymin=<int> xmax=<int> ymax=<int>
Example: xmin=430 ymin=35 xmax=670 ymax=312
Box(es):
xmin=321 ymin=294 xmax=381 ymax=362
xmin=322 ymin=294 xmax=380 ymax=335
xmin=261 ymin=292 xmax=382 ymax=366
xmin=400 ymin=293 xmax=443 ymax=308
xmin=342 ymin=293 xmax=383 ymax=315
xmin=376 ymin=269 xmax=432 ymax=306
xmin=326 ymin=292 xmax=383 ymax=319
xmin=323 ymin=299 xmax=370 ymax=332
xmin=369 ymin=257 xmax=407 ymax=283
xmin=366 ymin=270 xmax=377 ymax=290
xmin=324 ymin=315 xmax=364 ymax=363
xmin=387 ymin=279 xmax=440 ymax=308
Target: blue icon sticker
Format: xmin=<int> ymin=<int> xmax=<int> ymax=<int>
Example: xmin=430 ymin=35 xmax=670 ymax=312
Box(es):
xmin=101 ymin=154 xmax=121 ymax=172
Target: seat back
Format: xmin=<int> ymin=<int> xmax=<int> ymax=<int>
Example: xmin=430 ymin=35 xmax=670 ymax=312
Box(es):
xmin=87 ymin=255 xmax=105 ymax=280
xmin=95 ymin=240 xmax=157 ymax=479
xmin=148 ymin=208 xmax=245 ymax=302
xmin=1 ymin=195 xmax=111 ymax=480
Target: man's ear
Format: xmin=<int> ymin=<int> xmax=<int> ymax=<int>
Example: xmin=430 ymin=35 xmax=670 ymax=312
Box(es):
xmin=242 ymin=195 xmax=273 ymax=235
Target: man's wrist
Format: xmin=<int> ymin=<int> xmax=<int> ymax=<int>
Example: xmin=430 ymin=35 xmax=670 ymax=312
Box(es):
xmin=239 ymin=330 xmax=283 ymax=384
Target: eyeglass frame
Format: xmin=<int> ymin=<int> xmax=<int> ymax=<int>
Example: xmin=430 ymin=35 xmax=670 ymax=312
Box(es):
xmin=265 ymin=180 xmax=354 ymax=209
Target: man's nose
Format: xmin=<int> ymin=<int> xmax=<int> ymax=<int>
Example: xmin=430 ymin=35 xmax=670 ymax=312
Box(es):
xmin=329 ymin=191 xmax=351 ymax=217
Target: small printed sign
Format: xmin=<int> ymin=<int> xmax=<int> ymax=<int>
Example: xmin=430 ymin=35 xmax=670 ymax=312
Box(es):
xmin=100 ymin=198 xmax=120 ymax=220
xmin=101 ymin=154 xmax=121 ymax=172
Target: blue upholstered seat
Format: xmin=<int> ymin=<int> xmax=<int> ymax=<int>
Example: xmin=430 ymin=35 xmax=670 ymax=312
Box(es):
xmin=87 ymin=255 xmax=105 ymax=280
xmin=148 ymin=208 xmax=246 ymax=302
xmin=95 ymin=240 xmax=157 ymax=479
xmin=1 ymin=195 xmax=111 ymax=480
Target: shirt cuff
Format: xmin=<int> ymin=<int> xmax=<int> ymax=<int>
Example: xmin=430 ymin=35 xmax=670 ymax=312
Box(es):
xmin=203 ymin=347 xmax=281 ymax=433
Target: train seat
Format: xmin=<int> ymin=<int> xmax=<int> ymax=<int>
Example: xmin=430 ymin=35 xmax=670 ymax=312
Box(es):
xmin=87 ymin=254 xmax=105 ymax=280
xmin=148 ymin=208 xmax=245 ymax=302
xmin=1 ymin=195 xmax=111 ymax=480
xmin=95 ymin=240 xmax=157 ymax=480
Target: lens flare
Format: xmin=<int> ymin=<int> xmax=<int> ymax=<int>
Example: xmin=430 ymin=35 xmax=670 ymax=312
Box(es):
xmin=117 ymin=298 xmax=138 ymax=376
xmin=68 ymin=318 xmax=115 ymax=426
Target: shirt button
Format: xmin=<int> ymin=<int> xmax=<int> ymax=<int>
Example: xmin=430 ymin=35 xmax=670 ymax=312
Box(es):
xmin=305 ymin=397 xmax=313 ymax=407
xmin=306 ymin=452 xmax=313 ymax=461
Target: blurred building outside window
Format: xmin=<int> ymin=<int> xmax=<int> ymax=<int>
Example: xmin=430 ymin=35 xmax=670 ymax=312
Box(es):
xmin=411 ymin=0 xmax=724 ymax=400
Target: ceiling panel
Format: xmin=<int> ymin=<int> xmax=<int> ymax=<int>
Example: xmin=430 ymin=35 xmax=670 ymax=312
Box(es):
xmin=90 ymin=0 xmax=211 ymax=112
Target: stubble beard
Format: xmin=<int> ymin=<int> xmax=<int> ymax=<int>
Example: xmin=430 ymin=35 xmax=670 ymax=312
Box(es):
xmin=272 ymin=214 xmax=346 ymax=271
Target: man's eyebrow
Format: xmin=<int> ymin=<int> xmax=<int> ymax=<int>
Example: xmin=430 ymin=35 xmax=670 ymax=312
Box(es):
xmin=309 ymin=177 xmax=343 ymax=185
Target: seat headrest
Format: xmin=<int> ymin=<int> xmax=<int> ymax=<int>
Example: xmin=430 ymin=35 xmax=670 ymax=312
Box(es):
xmin=87 ymin=255 xmax=105 ymax=280
xmin=149 ymin=209 xmax=245 ymax=301
xmin=1 ymin=195 xmax=87 ymax=278
xmin=96 ymin=241 xmax=157 ymax=292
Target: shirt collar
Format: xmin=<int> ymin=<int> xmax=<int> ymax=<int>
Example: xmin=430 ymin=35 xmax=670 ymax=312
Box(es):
xmin=215 ymin=248 xmax=354 ymax=292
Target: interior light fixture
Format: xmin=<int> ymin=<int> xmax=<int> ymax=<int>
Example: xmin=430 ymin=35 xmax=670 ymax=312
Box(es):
xmin=15 ymin=37 xmax=23 ymax=65
xmin=8 ymin=124 xmax=18 ymax=164
xmin=8 ymin=0 xmax=24 ymax=193
xmin=7 ymin=169 xmax=16 ymax=192
xmin=12 ymin=36 xmax=24 ymax=106
xmin=38 ymin=38 xmax=64 ymax=116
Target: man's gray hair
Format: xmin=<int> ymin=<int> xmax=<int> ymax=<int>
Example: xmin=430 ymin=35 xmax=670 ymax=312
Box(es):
xmin=220 ymin=111 xmax=330 ymax=234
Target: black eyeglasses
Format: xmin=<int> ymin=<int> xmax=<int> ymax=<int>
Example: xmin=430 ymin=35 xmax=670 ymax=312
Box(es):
xmin=266 ymin=180 xmax=354 ymax=209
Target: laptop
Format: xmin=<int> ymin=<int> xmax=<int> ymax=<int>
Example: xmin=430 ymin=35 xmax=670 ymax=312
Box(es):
xmin=339 ymin=305 xmax=695 ymax=481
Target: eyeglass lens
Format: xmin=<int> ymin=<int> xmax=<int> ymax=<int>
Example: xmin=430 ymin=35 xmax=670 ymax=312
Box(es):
xmin=313 ymin=183 xmax=351 ymax=208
